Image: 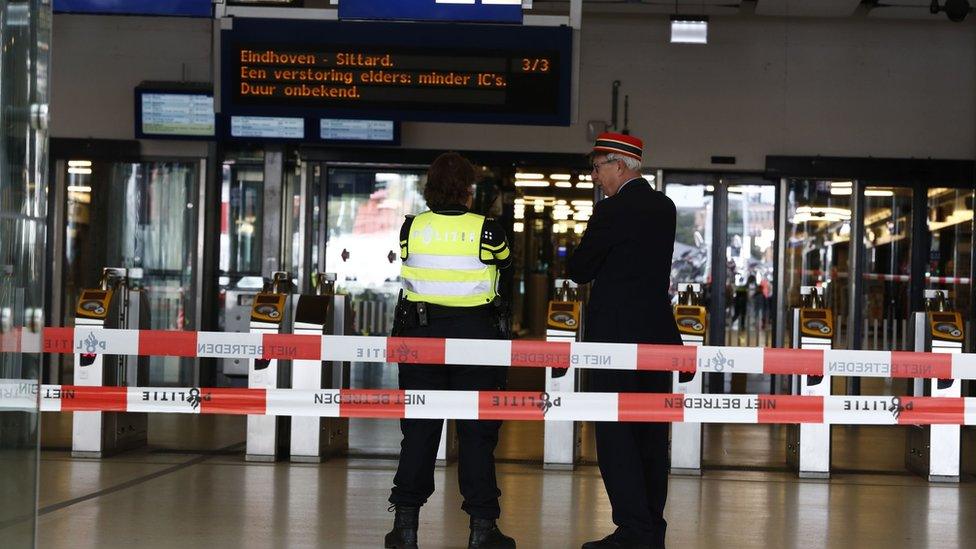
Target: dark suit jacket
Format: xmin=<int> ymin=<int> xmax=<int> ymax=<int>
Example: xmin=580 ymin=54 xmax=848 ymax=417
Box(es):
xmin=568 ymin=178 xmax=681 ymax=393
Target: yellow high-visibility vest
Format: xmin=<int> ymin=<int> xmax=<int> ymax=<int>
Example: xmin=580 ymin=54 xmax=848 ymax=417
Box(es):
xmin=401 ymin=211 xmax=498 ymax=307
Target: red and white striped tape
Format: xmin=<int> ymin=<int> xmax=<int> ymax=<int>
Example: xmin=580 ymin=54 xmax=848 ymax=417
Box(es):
xmin=1 ymin=327 xmax=974 ymax=379
xmin=16 ymin=385 xmax=975 ymax=426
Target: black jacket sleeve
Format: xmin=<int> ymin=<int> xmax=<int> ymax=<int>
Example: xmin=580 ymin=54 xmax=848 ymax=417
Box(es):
xmin=567 ymin=199 xmax=620 ymax=284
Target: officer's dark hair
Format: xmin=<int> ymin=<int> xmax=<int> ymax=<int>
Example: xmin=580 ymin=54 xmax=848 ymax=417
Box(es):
xmin=424 ymin=152 xmax=474 ymax=208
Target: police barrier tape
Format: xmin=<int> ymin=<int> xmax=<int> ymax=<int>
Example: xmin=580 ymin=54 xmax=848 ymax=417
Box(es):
xmin=2 ymin=385 xmax=973 ymax=426
xmin=1 ymin=327 xmax=974 ymax=380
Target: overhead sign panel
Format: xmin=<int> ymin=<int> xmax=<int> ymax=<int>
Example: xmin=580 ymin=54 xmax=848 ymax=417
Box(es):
xmin=54 ymin=0 xmax=212 ymax=17
xmin=339 ymin=0 xmax=523 ymax=24
xmin=221 ymin=19 xmax=572 ymax=126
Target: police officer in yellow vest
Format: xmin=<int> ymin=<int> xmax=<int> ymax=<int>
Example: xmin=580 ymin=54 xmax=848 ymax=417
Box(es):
xmin=385 ymin=152 xmax=515 ymax=549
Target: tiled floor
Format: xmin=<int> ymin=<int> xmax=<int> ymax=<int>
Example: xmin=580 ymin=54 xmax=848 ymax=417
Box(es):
xmin=33 ymin=416 xmax=976 ymax=548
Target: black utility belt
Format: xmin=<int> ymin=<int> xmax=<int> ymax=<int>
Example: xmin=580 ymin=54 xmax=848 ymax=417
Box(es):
xmin=409 ymin=301 xmax=494 ymax=321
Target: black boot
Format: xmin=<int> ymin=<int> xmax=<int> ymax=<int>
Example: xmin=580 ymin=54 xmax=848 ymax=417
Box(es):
xmin=467 ymin=517 xmax=516 ymax=549
xmin=384 ymin=505 xmax=419 ymax=549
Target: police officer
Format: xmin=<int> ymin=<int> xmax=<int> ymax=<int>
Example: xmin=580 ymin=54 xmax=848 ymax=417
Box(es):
xmin=385 ymin=152 xmax=515 ymax=549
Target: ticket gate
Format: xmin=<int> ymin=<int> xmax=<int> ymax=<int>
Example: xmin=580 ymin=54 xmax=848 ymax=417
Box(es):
xmin=543 ymin=279 xmax=583 ymax=470
xmin=290 ymin=273 xmax=350 ymax=462
xmin=671 ymin=283 xmax=707 ymax=476
xmin=246 ymin=272 xmax=293 ymax=462
xmin=786 ymin=285 xmax=833 ymax=478
xmin=72 ymin=267 xmax=150 ymax=458
xmin=907 ymin=289 xmax=963 ymax=482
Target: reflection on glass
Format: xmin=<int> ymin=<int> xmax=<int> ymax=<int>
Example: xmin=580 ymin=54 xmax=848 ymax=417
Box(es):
xmin=63 ymin=162 xmax=198 ymax=385
xmin=927 ymin=188 xmax=974 ymax=349
xmin=1 ymin=2 xmax=50 ymax=544
xmin=281 ymin=160 xmax=303 ymax=286
xmin=511 ymin=170 xmax=592 ymax=337
xmin=665 ymin=183 xmax=714 ymax=300
xmin=326 ymin=168 xmax=426 ymax=455
xmin=861 ymin=187 xmax=912 ymax=351
xmin=218 ymin=162 xmax=264 ymax=277
xmin=784 ymin=180 xmax=852 ymax=348
xmin=725 ymin=184 xmax=776 ymax=347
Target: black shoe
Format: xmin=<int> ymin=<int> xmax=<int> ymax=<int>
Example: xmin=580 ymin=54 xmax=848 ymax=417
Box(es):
xmin=581 ymin=528 xmax=655 ymax=549
xmin=467 ymin=517 xmax=516 ymax=549
xmin=384 ymin=505 xmax=419 ymax=549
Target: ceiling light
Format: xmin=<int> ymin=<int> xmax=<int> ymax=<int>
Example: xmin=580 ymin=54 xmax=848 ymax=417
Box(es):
xmin=865 ymin=189 xmax=894 ymax=197
xmin=577 ymin=182 xmax=594 ymax=189
xmin=67 ymin=185 xmax=92 ymax=193
xmin=671 ymin=16 xmax=708 ymax=45
xmin=68 ymin=160 xmax=92 ymax=168
xmin=830 ymin=181 xmax=853 ymax=188
xmin=555 ymin=181 xmax=572 ymax=188
xmin=68 ymin=167 xmax=92 ymax=175
xmin=515 ymin=172 xmax=545 ymax=180
xmin=514 ymin=180 xmax=550 ymax=188
xmin=830 ymin=188 xmax=853 ymax=196
xmin=550 ymin=174 xmax=571 ymax=180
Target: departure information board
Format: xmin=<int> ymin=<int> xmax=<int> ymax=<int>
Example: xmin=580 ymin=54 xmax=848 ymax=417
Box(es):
xmin=230 ymin=116 xmax=304 ymax=139
xmin=321 ymin=119 xmax=397 ymax=143
xmin=221 ymin=19 xmax=572 ymax=126
xmin=137 ymin=92 xmax=214 ymax=137
xmin=135 ymin=86 xmax=214 ymax=139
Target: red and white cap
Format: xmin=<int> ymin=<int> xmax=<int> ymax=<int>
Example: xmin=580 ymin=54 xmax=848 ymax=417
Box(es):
xmin=592 ymin=132 xmax=643 ymax=162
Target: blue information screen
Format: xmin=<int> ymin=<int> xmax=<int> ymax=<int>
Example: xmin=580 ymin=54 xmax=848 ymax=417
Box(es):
xmin=137 ymin=92 xmax=214 ymax=137
xmin=340 ymin=0 xmax=523 ymax=24
xmin=321 ymin=119 xmax=397 ymax=143
xmin=54 ymin=0 xmax=212 ymax=17
xmin=221 ymin=19 xmax=572 ymax=126
xmin=230 ymin=116 xmax=305 ymax=139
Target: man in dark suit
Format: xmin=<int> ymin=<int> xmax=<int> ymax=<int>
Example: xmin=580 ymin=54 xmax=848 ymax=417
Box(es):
xmin=569 ymin=133 xmax=681 ymax=549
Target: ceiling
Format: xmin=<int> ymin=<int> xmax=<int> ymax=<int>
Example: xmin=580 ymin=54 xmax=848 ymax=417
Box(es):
xmin=531 ymin=0 xmax=973 ymax=22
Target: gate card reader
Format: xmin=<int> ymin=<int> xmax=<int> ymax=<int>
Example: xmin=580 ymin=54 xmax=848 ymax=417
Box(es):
xmin=246 ymin=271 xmax=293 ymax=462
xmin=290 ymin=273 xmax=350 ymax=462
xmin=72 ymin=268 xmax=149 ymax=458
xmin=544 ymin=279 xmax=583 ymax=470
xmin=787 ymin=285 xmax=832 ymax=479
xmin=907 ymin=289 xmax=962 ymax=483
xmin=671 ymin=283 xmax=706 ymax=476
xmin=76 ymin=289 xmax=113 ymax=320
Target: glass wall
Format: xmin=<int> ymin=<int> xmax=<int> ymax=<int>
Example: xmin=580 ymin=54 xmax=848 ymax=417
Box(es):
xmin=860 ymin=186 xmax=913 ymax=351
xmin=783 ymin=180 xmax=853 ymax=348
xmin=725 ymin=183 xmax=776 ymax=347
xmin=664 ymin=181 xmax=714 ymax=303
xmin=324 ymin=166 xmax=427 ymax=455
xmin=926 ymin=187 xmax=974 ymax=347
xmin=60 ymin=161 xmax=199 ymax=385
xmin=511 ymin=169 xmax=595 ymax=337
xmin=0 ymin=1 xmax=50 ymax=546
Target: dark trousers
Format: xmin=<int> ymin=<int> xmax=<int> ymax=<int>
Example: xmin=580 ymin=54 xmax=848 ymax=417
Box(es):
xmin=389 ymin=311 xmax=507 ymax=519
xmin=591 ymin=370 xmax=671 ymax=546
